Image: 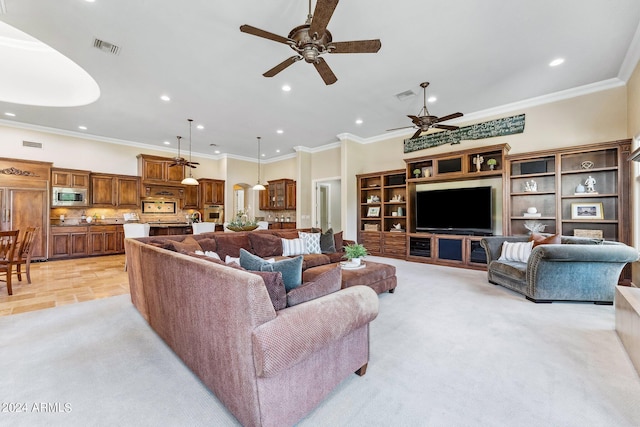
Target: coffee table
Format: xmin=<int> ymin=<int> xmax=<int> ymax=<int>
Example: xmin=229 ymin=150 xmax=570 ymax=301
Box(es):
xmin=302 ymin=261 xmax=396 ymax=294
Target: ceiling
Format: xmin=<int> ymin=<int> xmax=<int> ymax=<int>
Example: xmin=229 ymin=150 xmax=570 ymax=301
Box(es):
xmin=1 ymin=0 xmax=639 ymax=162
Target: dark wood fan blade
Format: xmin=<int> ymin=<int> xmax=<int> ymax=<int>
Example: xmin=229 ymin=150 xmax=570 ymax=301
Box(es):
xmin=263 ymin=56 xmax=301 ymax=77
xmin=436 ymin=112 xmax=463 ymax=123
xmin=309 ymin=0 xmax=339 ymax=38
xmin=433 ymin=124 xmax=459 ymax=131
xmin=186 ymin=164 xmax=198 ymax=169
xmin=386 ymin=125 xmax=416 ymax=131
xmin=411 ymin=129 xmax=423 ymax=139
xmin=330 ymin=39 xmax=382 ymax=54
xmin=313 ymin=57 xmax=337 ymax=85
xmin=407 ymin=115 xmax=421 ymax=124
xmin=240 ymin=24 xmax=291 ymax=45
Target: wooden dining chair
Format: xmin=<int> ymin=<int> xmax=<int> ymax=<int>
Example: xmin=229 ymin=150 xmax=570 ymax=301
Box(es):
xmin=14 ymin=227 xmax=38 ymax=284
xmin=0 ymin=230 xmax=19 ymax=295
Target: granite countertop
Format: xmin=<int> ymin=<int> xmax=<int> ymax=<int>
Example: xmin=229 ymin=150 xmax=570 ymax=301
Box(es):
xmin=51 ymin=221 xmax=192 ymax=227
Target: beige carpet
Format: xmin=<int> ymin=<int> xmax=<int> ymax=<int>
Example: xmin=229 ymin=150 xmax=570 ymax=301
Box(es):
xmin=2 ymin=256 xmax=640 ymax=426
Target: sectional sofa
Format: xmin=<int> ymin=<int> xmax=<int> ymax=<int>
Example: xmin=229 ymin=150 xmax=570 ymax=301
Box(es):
xmin=125 ymin=229 xmax=380 ymax=427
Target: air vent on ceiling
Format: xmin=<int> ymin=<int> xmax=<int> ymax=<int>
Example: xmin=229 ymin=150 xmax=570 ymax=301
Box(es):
xmin=23 ymin=140 xmax=43 ymax=149
xmin=93 ymin=38 xmax=120 ymax=55
xmin=395 ymin=90 xmax=416 ymax=101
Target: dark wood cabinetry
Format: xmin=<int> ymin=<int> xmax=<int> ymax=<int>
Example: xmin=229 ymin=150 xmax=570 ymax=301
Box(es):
xmin=0 ymin=157 xmax=51 ymax=260
xmin=90 ymin=174 xmax=140 ymax=207
xmin=50 ymin=224 xmax=124 ymax=259
xmin=51 ymin=168 xmax=90 ymax=188
xmin=263 ymin=179 xmax=296 ymax=210
xmin=50 ymin=226 xmax=89 ymax=259
xmin=200 ymin=179 xmax=225 ymax=206
xmin=505 ymin=139 xmax=631 ymax=244
xmin=137 ymin=154 xmax=184 ymax=185
xmin=356 ymin=170 xmax=407 ymax=258
xmin=182 ymin=184 xmax=200 ymax=209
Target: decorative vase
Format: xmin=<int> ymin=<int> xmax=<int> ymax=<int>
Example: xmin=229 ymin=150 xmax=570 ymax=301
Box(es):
xmin=350 ymin=257 xmax=361 ymax=266
xmin=575 ymin=184 xmax=585 ymax=193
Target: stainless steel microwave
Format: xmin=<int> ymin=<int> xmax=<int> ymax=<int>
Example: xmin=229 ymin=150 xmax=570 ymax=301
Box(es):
xmin=52 ymin=187 xmax=88 ymax=207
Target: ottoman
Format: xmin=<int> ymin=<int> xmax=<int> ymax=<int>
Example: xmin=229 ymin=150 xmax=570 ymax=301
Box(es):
xmin=303 ymin=261 xmax=397 ymax=294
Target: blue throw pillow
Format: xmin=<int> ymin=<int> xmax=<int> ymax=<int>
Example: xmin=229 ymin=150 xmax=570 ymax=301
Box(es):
xmin=239 ymin=249 xmax=303 ymax=291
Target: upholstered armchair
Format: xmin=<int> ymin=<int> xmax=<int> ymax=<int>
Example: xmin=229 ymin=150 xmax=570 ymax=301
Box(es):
xmin=480 ymin=235 xmax=639 ymax=304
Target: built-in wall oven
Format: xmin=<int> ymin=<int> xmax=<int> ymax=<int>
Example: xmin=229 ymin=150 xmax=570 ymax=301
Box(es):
xmin=203 ymin=205 xmax=224 ymax=223
xmin=52 ymin=187 xmax=88 ymax=207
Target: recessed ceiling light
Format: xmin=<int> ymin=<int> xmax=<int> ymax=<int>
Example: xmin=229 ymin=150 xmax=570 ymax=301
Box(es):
xmin=196 ymin=124 xmax=204 ymax=130
xmin=214 ymin=150 xmax=220 ymax=154
xmin=276 ymin=149 xmax=280 ymax=153
xmin=282 ymin=85 xmax=291 ymax=92
xmin=261 ymin=153 xmax=265 ymax=157
xmin=277 ymin=129 xmax=284 ymax=134
xmin=549 ymin=58 xmax=564 ymax=67
xmin=163 ymin=141 xmax=171 ymax=145
xmin=355 ymin=119 xmax=363 ymax=125
xmin=427 ymin=96 xmax=437 ymax=103
xmin=78 ymin=125 xmax=87 ymax=130
xmin=160 ymin=94 xmax=170 ymax=101
xmin=4 ymin=112 xmax=15 ymax=117
xmin=85 ymin=0 xmax=96 ymax=3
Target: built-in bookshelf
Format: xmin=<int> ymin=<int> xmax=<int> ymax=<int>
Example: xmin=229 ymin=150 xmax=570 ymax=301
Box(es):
xmin=357 ymin=169 xmax=407 ymax=258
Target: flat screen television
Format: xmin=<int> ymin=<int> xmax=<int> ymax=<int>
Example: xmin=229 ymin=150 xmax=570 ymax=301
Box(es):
xmin=415 ymin=186 xmax=493 ymax=235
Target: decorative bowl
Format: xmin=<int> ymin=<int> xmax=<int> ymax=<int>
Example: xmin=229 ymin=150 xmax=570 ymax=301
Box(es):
xmin=226 ymin=224 xmax=259 ymax=232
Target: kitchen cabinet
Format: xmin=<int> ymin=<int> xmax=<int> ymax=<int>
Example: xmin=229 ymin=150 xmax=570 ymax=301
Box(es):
xmin=0 ymin=157 xmax=51 ymax=260
xmin=268 ymin=221 xmax=297 ymax=230
xmin=267 ymin=179 xmax=295 ymax=210
xmin=137 ymin=154 xmax=185 ymax=185
xmin=51 ymin=168 xmax=90 ymax=188
xmin=259 ymin=185 xmax=270 ymax=211
xmin=88 ymin=225 xmax=120 ymax=255
xmin=50 ymin=226 xmax=88 ymax=259
xmin=90 ymin=173 xmax=140 ymax=207
xmin=200 ymin=179 xmax=225 ymax=206
xmin=183 ymin=184 xmax=200 ymax=209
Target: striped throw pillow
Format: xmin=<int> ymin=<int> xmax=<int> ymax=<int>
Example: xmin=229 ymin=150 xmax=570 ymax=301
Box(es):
xmin=498 ymin=241 xmax=533 ymax=263
xmin=282 ymin=238 xmax=306 ymax=256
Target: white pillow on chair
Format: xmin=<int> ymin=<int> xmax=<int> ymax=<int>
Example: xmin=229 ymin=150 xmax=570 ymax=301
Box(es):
xmin=498 ymin=241 xmax=533 ymax=263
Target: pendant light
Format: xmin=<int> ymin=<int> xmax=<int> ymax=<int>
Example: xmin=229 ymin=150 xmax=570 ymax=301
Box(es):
xmin=253 ymin=136 xmax=266 ymax=190
xmin=181 ymin=118 xmax=199 ymax=186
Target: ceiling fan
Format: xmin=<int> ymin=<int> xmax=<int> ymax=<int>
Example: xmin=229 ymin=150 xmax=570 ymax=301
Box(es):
xmin=169 ymin=120 xmax=199 ymax=169
xmin=240 ymin=0 xmax=381 ymax=85
xmin=387 ymin=82 xmax=463 ymax=139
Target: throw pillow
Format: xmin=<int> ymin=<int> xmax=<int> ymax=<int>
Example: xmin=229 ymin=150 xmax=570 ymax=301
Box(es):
xmin=282 ymin=238 xmax=306 ymax=256
xmin=225 ymin=255 xmax=240 ymax=265
xmin=248 ymin=233 xmax=283 ymax=258
xmin=333 ymin=231 xmax=344 ymax=252
xmin=275 ymin=230 xmax=300 ymax=240
xmin=251 ymin=271 xmax=287 ymax=311
xmin=299 ymin=231 xmax=322 ymax=254
xmin=286 ymin=266 xmax=341 ymax=307
xmin=498 ymin=241 xmax=534 ymax=263
xmin=239 ymin=248 xmax=267 ymax=271
xmin=163 ymin=237 xmax=202 ymax=253
xmin=196 ymin=237 xmax=217 ymax=252
xmin=194 ymin=250 xmax=221 ymax=260
xmin=529 ymin=233 xmax=561 ymax=247
xmin=319 ymin=228 xmax=336 ymax=253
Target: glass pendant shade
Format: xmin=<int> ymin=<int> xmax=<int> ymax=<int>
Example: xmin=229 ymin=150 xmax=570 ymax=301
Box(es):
xmin=182 ymin=176 xmax=199 ymax=186
xmin=182 ymin=118 xmax=199 ymax=185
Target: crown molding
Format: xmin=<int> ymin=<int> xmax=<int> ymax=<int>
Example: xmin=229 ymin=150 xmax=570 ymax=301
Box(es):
xmin=340 ymin=78 xmax=626 ymax=145
xmin=619 ymin=20 xmax=640 ymax=82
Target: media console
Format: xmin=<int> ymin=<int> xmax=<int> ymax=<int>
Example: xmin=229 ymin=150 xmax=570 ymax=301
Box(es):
xmin=407 ymin=233 xmax=488 ymax=270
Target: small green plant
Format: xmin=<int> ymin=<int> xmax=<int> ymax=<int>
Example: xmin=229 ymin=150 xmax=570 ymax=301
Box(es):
xmin=487 ymin=158 xmax=497 ymax=166
xmin=413 ymin=168 xmax=421 ymax=178
xmin=344 ymin=243 xmax=368 ymax=260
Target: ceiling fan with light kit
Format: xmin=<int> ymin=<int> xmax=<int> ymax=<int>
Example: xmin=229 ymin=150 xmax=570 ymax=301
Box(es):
xmin=240 ymin=0 xmax=381 ymax=85
xmin=169 ymin=119 xmax=200 ymax=169
xmin=387 ymin=82 xmax=463 ymax=140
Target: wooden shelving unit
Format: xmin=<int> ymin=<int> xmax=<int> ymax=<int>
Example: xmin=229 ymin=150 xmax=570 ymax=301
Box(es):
xmin=356 ymin=169 xmax=407 ymax=258
xmin=505 ymin=139 xmax=631 ymax=243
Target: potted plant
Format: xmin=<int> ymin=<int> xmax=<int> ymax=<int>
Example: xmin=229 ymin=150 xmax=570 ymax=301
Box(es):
xmin=487 ymin=158 xmax=497 ymax=170
xmin=343 ymin=243 xmax=368 ymax=266
xmin=413 ymin=168 xmax=421 ymax=178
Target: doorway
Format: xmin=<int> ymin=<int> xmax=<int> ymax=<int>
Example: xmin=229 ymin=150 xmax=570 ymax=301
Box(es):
xmin=314 ymin=178 xmax=341 ymax=232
